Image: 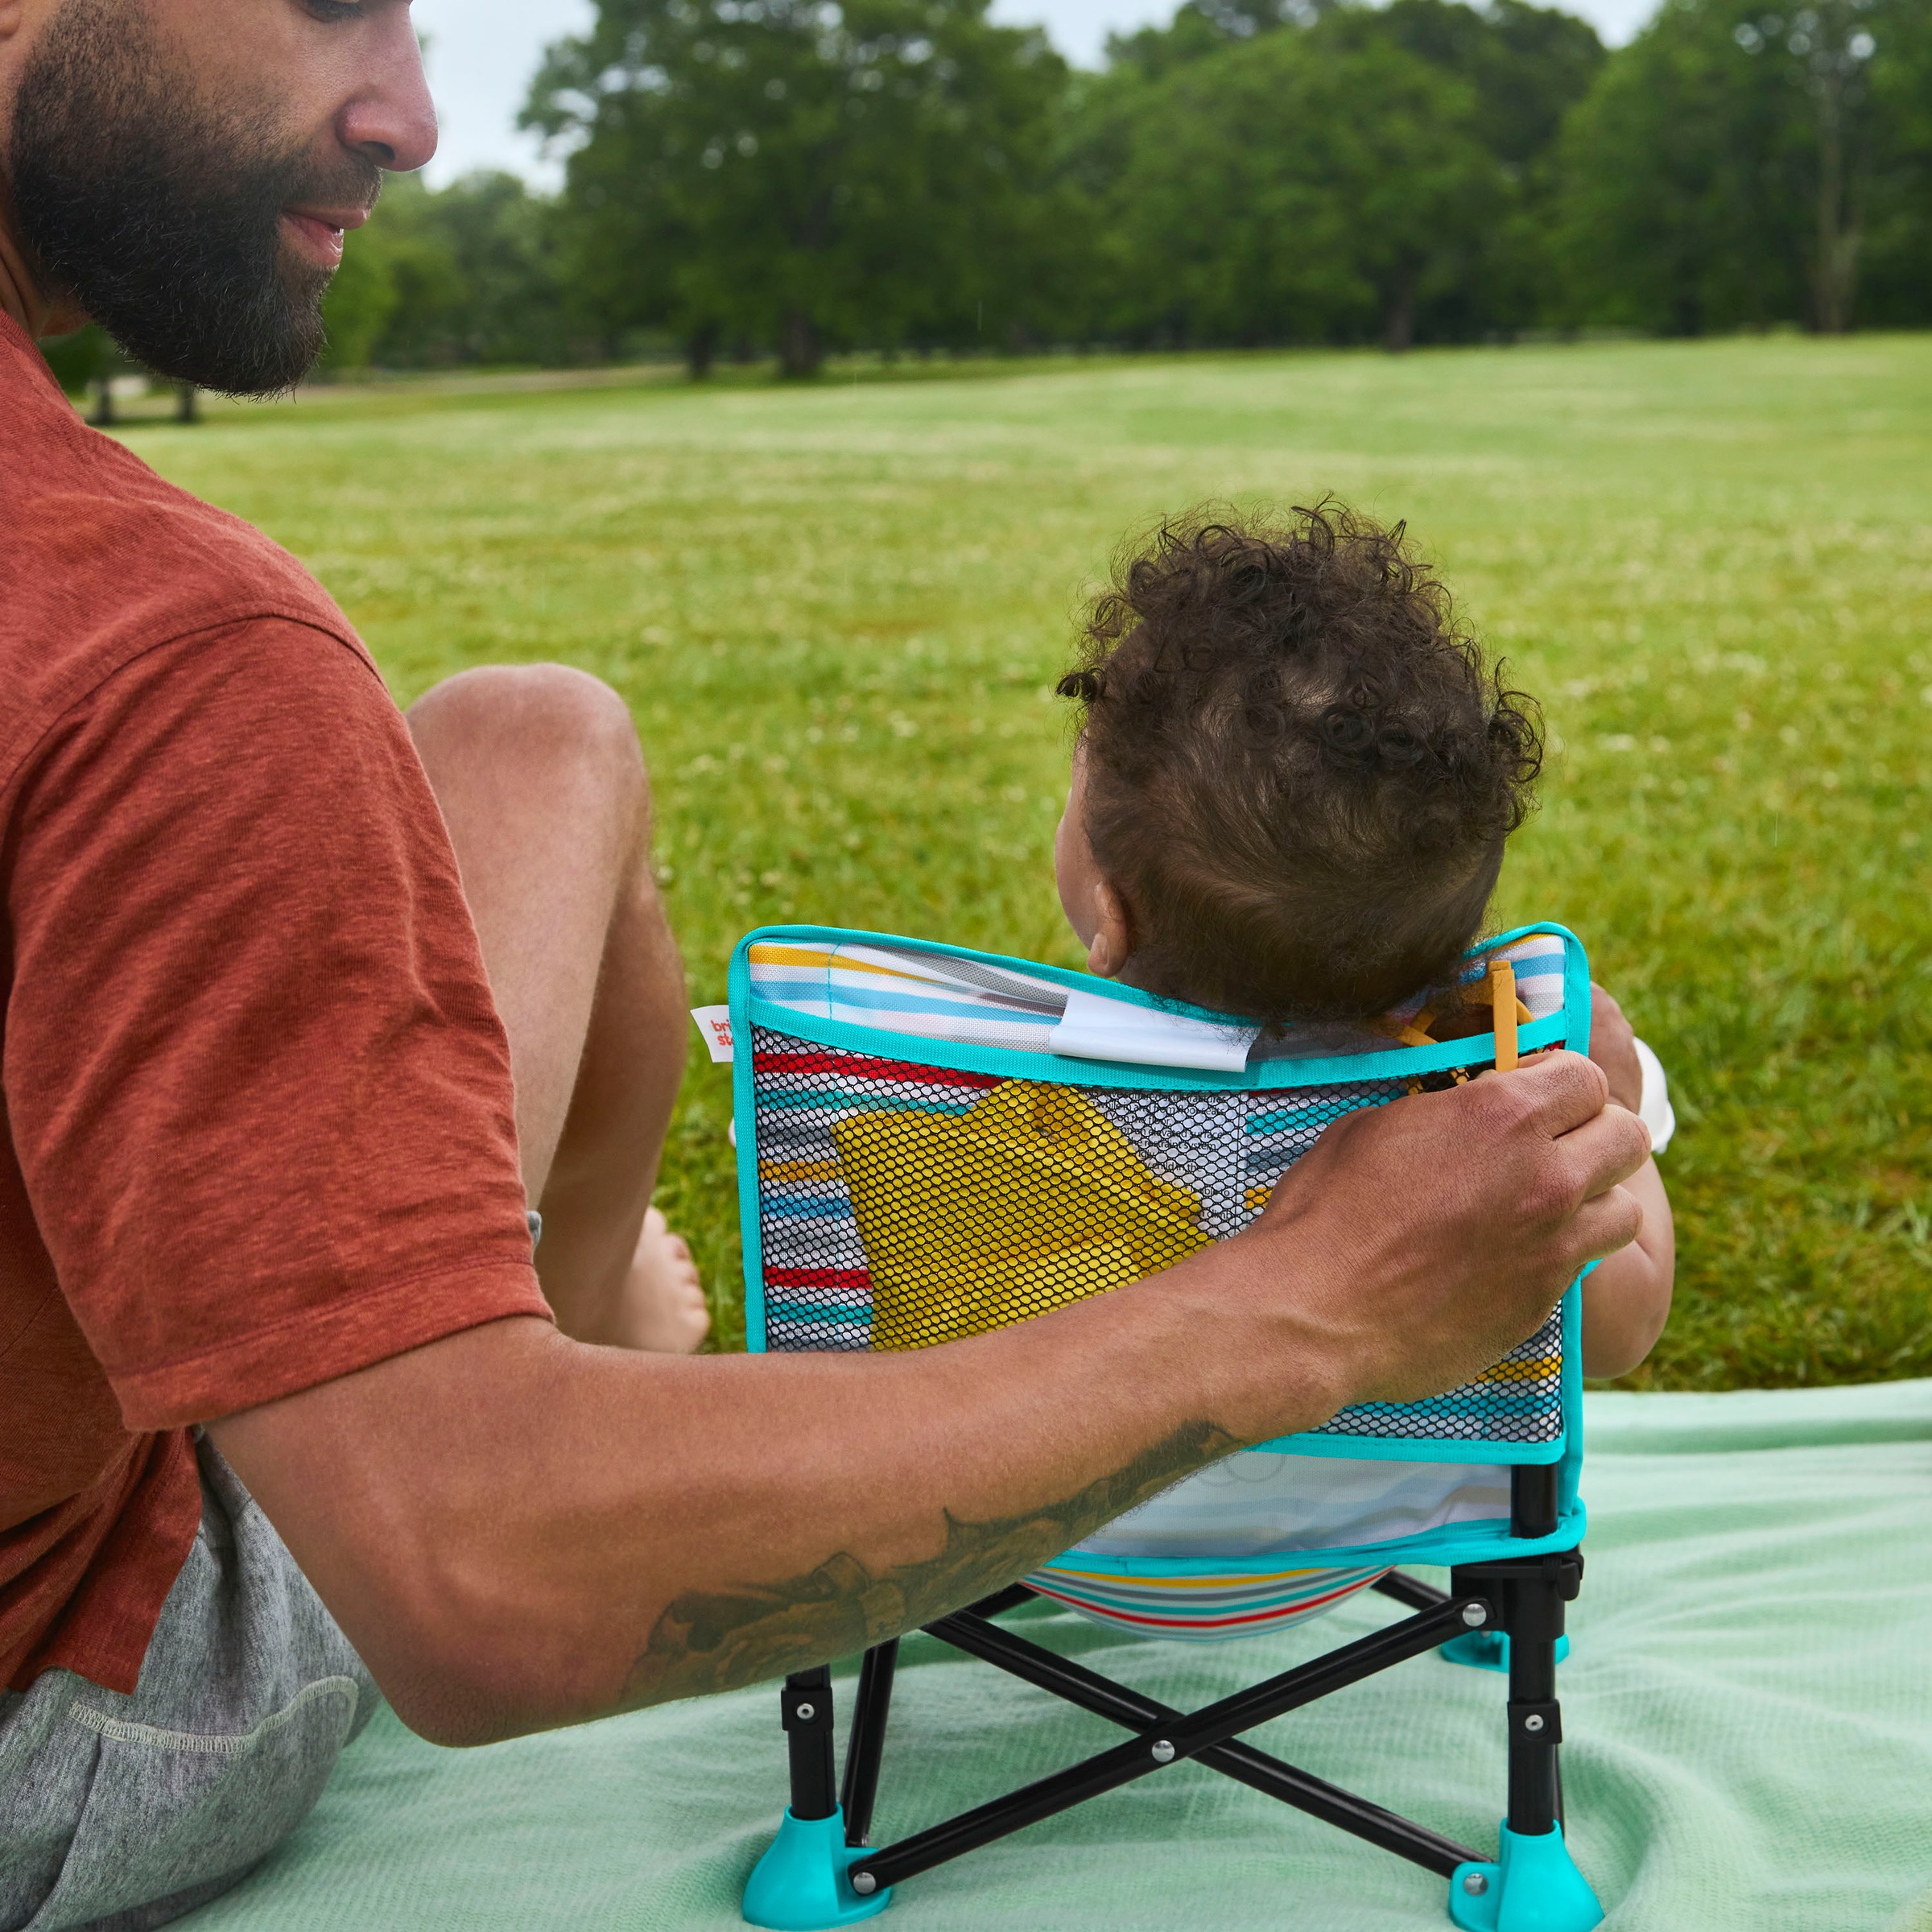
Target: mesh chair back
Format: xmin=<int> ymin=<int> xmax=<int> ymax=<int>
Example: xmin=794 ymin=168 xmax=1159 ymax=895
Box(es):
xmin=731 ymin=923 xmax=1591 ymax=1633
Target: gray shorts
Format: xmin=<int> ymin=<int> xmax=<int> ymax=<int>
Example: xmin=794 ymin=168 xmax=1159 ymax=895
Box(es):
xmin=0 ymin=1435 xmax=375 ymax=1932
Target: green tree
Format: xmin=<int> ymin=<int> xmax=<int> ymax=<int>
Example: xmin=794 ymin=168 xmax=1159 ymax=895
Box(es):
xmin=523 ymin=0 xmax=1070 ymax=375
xmin=1378 ymin=0 xmax=1604 ymax=167
xmin=1554 ymin=3 xmax=1799 ymax=332
xmin=1859 ymin=0 xmax=1932 ymax=320
xmin=1075 ymin=23 xmax=1509 ymax=349
xmin=319 ymin=219 xmax=404 ymax=370
xmin=419 ymin=173 xmax=573 ymax=364
xmin=1100 ymin=0 xmax=1295 ymax=82
xmin=1554 ymin=0 xmax=1925 ymax=333
xmin=1063 ymin=0 xmax=1597 ymax=345
xmin=1742 ymin=0 xmax=1885 ymax=330
xmin=320 ymin=172 xmax=569 ymax=372
xmin=1328 ymin=0 xmax=1604 ymax=334
xmin=35 ymin=323 xmax=115 ymax=397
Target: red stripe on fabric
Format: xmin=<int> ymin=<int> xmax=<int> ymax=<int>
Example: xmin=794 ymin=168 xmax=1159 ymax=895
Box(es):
xmin=752 ymin=1049 xmax=1001 ymax=1089
xmin=1027 ymin=1589 xmax=1320 ymax=1631
xmin=1027 ymin=1573 xmax=1380 ymax=1630
xmin=766 ymin=1268 xmax=875 ymax=1290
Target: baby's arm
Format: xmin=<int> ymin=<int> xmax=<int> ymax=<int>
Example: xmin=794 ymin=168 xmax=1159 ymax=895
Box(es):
xmin=1577 ymin=985 xmax=1675 ymax=1378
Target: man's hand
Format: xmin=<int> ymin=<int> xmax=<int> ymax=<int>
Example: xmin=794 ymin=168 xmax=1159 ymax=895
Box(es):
xmin=1172 ymin=1049 xmax=1649 ymax=1440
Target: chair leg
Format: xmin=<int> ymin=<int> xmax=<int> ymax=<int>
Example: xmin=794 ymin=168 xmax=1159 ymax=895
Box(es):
xmin=786 ymin=1667 xmax=839 ymax=1822
xmin=1442 ymin=1463 xmax=1568 ymax=1675
xmin=1503 ymin=1563 xmax=1563 ymax=1837
xmin=744 ymin=1669 xmax=894 ymax=1930
xmin=1446 ymin=1555 xmax=1601 ymax=1932
xmin=840 ymin=1643 xmax=899 ymax=1847
xmin=1379 ymin=1561 xmax=1575 ymax=1675
xmin=1373 ymin=1569 xmax=1448 ymax=1612
xmin=849 ymin=1589 xmax=1485 ymax=1895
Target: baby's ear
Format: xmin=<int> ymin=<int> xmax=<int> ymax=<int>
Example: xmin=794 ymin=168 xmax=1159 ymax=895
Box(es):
xmin=1088 ymin=877 xmax=1134 ymax=979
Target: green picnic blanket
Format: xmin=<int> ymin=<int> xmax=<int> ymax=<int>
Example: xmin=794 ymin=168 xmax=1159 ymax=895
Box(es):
xmin=185 ymin=1381 xmax=1932 ymax=1932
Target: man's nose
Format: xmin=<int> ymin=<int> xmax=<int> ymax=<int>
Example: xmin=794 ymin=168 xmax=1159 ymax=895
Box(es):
xmin=336 ymin=10 xmax=438 ymax=174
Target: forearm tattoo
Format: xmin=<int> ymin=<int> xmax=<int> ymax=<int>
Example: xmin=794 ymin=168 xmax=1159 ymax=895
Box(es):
xmin=622 ymin=1420 xmax=1238 ymax=1706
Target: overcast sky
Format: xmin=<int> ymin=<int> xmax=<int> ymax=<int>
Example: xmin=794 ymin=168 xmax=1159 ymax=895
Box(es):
xmin=412 ymin=0 xmax=1661 ymax=187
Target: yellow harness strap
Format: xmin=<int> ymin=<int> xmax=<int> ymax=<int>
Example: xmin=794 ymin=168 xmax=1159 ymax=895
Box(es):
xmin=1383 ymin=980 xmax=1530 ymax=1092
xmin=1394 ymin=1007 xmax=1437 ymax=1049
xmin=1488 ymin=960 xmax=1520 ymax=1071
xmin=1389 ymin=1008 xmax=1436 ymax=1093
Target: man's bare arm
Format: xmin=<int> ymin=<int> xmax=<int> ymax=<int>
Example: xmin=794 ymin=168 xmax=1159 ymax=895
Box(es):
xmin=210 ymin=1051 xmax=1648 ymax=1747
xmin=618 ymin=1414 xmax=1241 ymax=1707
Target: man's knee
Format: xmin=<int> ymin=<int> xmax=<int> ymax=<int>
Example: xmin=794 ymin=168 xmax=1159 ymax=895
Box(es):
xmin=409 ymin=666 xmax=649 ymax=816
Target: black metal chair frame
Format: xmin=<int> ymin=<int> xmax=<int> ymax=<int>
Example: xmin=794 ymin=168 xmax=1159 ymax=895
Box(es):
xmin=771 ymin=1464 xmax=1583 ymax=1905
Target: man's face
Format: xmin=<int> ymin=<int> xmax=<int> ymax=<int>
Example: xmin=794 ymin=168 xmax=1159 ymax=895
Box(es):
xmin=3 ymin=0 xmax=434 ymax=394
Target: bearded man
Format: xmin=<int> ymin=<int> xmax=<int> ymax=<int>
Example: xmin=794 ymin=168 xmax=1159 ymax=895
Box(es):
xmin=0 ymin=2 xmax=1652 ymax=1925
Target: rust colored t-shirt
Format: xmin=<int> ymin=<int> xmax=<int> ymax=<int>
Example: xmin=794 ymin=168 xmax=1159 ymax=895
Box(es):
xmin=0 ymin=314 xmax=551 ymax=1695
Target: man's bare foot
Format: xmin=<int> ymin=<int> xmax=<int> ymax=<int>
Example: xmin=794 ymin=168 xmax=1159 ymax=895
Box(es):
xmin=618 ymin=1207 xmax=711 ymax=1353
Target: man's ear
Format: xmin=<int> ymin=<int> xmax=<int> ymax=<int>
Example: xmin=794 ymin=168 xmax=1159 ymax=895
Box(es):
xmin=1086 ymin=876 xmax=1135 ymax=980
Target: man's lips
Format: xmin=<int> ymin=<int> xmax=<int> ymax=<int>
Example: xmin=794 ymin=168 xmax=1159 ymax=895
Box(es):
xmin=280 ymin=204 xmax=369 ymax=268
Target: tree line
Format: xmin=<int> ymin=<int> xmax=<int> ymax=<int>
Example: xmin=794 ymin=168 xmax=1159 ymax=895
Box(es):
xmin=318 ymin=0 xmax=1932 ymax=377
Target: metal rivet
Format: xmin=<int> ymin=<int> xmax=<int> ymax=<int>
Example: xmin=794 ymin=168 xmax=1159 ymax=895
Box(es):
xmin=1463 ymin=1872 xmax=1488 ymax=1896
xmin=1524 ymin=1714 xmax=1545 ymax=1733
xmin=795 ymin=1703 xmax=815 ymax=1721
xmin=851 ymin=1872 xmax=877 ymax=1896
xmin=1461 ymin=1604 xmax=1487 ymax=1628
xmin=1150 ymin=1739 xmax=1177 ymax=1764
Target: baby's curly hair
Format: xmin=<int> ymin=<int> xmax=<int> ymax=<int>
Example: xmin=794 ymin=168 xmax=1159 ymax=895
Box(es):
xmin=1057 ymin=502 xmax=1543 ymax=1025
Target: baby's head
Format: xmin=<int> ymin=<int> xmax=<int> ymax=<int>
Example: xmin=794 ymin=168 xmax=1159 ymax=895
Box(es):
xmin=1053 ymin=503 xmax=1543 ymax=1025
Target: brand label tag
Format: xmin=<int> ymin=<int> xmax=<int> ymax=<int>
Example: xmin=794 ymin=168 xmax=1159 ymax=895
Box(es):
xmin=691 ymin=1005 xmax=735 ymax=1064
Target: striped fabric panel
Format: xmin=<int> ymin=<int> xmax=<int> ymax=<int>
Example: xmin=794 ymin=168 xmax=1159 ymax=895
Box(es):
xmin=1024 ymin=1558 xmax=1389 ymax=1642
xmin=747 ymin=940 xmax=1068 ymax=1054
xmin=748 ymin=932 xmax=1568 ymax=1063
xmin=753 ymin=1037 xmax=1002 ymax=1350
xmin=1480 ymin=932 xmax=1567 ymax=1019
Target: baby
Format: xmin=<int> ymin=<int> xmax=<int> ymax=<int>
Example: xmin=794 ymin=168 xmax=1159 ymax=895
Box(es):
xmin=1047 ymin=503 xmax=1673 ymax=1380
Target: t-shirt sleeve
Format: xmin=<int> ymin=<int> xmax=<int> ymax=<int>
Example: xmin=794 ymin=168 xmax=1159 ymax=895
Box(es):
xmin=2 ymin=617 xmax=552 ymax=1430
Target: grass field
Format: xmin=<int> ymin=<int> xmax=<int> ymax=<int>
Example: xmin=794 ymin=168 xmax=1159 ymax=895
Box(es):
xmin=118 ymin=337 xmax=1932 ymax=1389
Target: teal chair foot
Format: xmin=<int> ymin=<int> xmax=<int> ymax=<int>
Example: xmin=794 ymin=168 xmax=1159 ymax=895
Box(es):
xmin=741 ymin=1808 xmax=892 ymax=1932
xmin=743 ymin=1807 xmax=893 ymax=1930
xmin=1439 ymin=1630 xmax=1570 ymax=1673
xmin=1448 ymin=1823 xmax=1604 ymax=1931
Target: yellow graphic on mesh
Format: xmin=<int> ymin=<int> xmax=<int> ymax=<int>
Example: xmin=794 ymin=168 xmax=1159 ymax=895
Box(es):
xmin=833 ymin=1080 xmax=1212 ymax=1349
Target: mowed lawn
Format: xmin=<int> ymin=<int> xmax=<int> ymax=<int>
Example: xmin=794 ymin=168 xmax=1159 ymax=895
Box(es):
xmin=119 ymin=338 xmax=1932 ymax=1389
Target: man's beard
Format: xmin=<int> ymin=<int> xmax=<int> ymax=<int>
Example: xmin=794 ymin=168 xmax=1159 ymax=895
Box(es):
xmin=8 ymin=0 xmax=380 ymax=396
